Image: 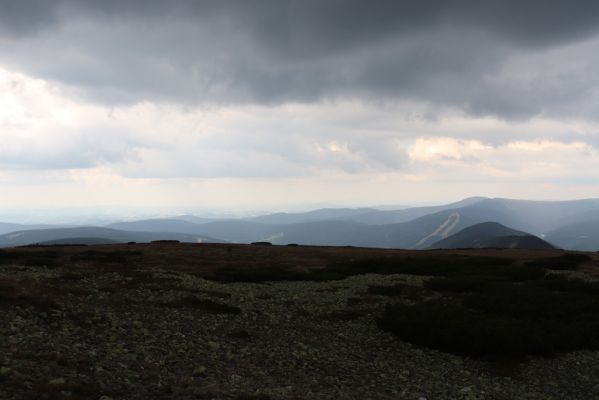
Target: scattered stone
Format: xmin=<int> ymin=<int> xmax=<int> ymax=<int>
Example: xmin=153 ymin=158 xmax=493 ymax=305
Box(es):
xmin=48 ymin=377 xmax=66 ymax=386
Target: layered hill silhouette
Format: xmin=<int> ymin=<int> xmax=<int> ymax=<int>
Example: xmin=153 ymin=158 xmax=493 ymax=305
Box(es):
xmin=0 ymin=223 xmax=69 ymax=236
xmin=0 ymin=227 xmax=224 ymax=248
xmin=1 ymin=197 xmax=598 ymax=250
xmin=37 ymin=237 xmax=121 ymax=246
xmin=246 ymin=207 xmax=378 ymax=225
xmin=429 ymin=222 xmax=555 ymax=250
xmin=545 ymin=218 xmax=599 ymax=251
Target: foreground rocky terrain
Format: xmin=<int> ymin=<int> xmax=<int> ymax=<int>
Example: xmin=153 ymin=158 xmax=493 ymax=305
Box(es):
xmin=1 ymin=243 xmax=599 ymax=399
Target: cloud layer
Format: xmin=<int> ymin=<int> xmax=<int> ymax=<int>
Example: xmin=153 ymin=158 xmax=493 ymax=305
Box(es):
xmin=1 ymin=1 xmax=599 ymax=210
xmin=1 ymin=0 xmax=599 ymax=118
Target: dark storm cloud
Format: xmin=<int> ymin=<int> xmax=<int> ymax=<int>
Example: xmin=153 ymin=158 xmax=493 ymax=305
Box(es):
xmin=2 ymin=0 xmax=599 ymax=118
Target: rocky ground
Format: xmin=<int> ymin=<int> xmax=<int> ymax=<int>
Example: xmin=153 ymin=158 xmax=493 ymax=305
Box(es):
xmin=1 ymin=244 xmax=599 ymax=400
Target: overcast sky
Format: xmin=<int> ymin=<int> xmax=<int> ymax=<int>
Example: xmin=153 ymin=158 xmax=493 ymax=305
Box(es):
xmin=2 ymin=0 xmax=599 ymax=216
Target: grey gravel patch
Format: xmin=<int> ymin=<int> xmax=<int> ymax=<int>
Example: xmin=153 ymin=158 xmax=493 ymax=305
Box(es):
xmin=1 ymin=268 xmax=598 ymax=399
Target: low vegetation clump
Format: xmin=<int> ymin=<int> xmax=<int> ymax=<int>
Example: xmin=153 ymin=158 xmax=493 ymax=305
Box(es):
xmin=379 ymin=300 xmax=553 ymax=356
xmin=538 ymin=274 xmax=599 ymax=294
xmin=208 ymin=255 xmax=517 ymax=282
xmin=367 ymin=283 xmax=425 ymax=300
xmin=177 ymin=295 xmax=242 ymax=314
xmin=525 ymin=253 xmax=591 ymax=270
xmin=423 ymin=264 xmax=546 ymax=293
xmin=209 ymin=266 xmax=311 ymax=282
xmin=0 ymin=249 xmax=60 ymax=268
xmin=424 ymin=276 xmax=487 ymax=292
xmin=0 ymin=277 xmax=60 ymax=310
xmin=324 ymin=255 xmax=515 ymax=279
xmin=379 ymin=258 xmax=599 ymax=356
xmin=70 ymin=249 xmax=143 ymax=263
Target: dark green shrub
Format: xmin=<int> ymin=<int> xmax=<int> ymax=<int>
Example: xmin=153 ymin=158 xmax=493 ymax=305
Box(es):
xmin=465 ymin=283 xmax=599 ymax=321
xmin=378 ymin=300 xmax=555 ymax=356
xmin=424 ymin=276 xmax=486 ymax=292
xmin=179 ymin=296 xmax=241 ymax=314
xmin=526 ymin=253 xmax=591 ymax=271
xmin=233 ymin=394 xmax=273 ymax=400
xmin=228 ymin=329 xmax=251 ymax=339
xmin=495 ymin=265 xmax=546 ymax=281
xmin=0 ymin=250 xmax=60 ymax=268
xmin=206 ymin=255 xmax=517 ymax=283
xmin=322 ymin=309 xmax=364 ymax=321
xmin=322 ymin=255 xmax=514 ymax=279
xmin=70 ymin=250 xmax=142 ymax=263
xmin=379 ymin=275 xmax=599 ymax=356
xmin=539 ymin=274 xmax=599 ymax=294
xmin=368 ymin=283 xmax=425 ymax=300
xmin=424 ymin=264 xmax=546 ymax=293
xmin=0 ymin=250 xmax=19 ymax=264
xmin=20 ymin=257 xmax=60 ymax=268
xmin=210 ymin=266 xmax=309 ymax=283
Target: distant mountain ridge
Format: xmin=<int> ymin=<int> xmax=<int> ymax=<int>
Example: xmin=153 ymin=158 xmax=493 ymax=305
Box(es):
xmin=108 ymin=219 xmax=215 ymax=235
xmin=0 ymin=227 xmax=225 ymax=248
xmin=343 ymin=197 xmax=488 ymax=225
xmin=1 ymin=197 xmax=598 ymax=250
xmin=37 ymin=237 xmax=121 ymax=246
xmin=0 ymin=223 xmax=70 ymax=236
xmin=545 ymin=218 xmax=599 ymax=251
xmin=245 ymin=207 xmax=378 ymax=225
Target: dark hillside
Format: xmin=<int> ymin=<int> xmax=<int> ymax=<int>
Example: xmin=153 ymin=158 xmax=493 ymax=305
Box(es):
xmin=430 ymin=222 xmax=554 ymax=250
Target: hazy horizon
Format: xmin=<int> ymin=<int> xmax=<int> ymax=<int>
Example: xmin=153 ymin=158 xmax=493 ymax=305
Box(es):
xmin=2 ymin=195 xmax=599 ymax=225
xmin=2 ymin=1 xmax=599 ymax=212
